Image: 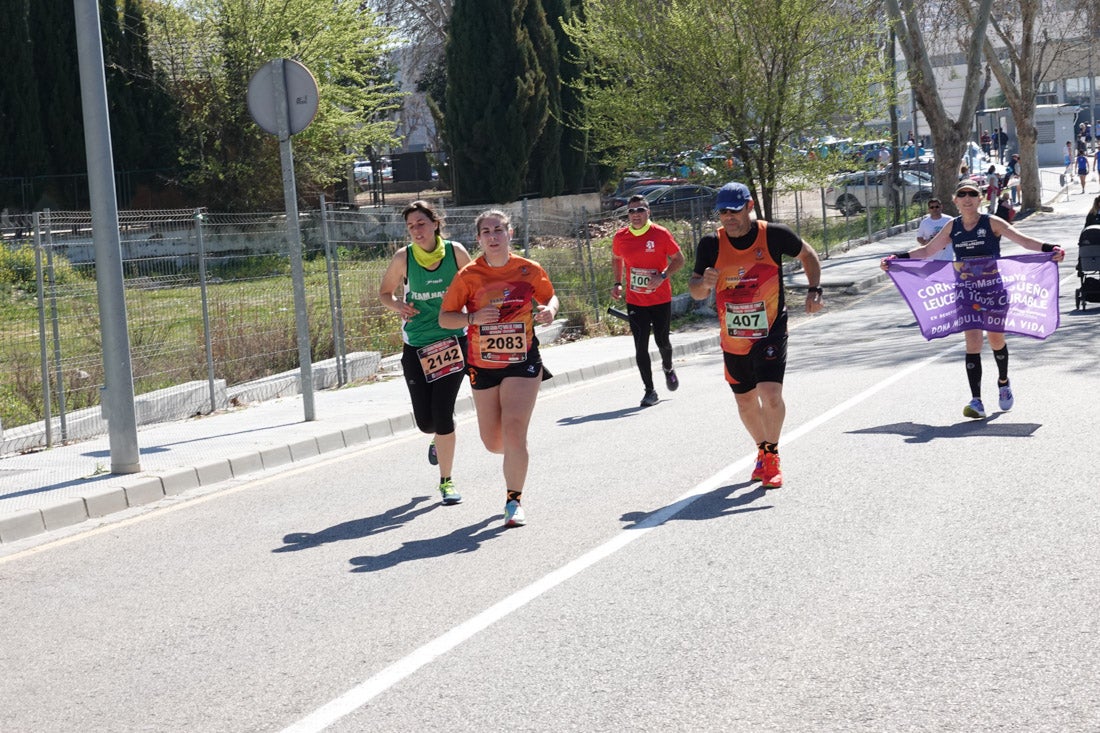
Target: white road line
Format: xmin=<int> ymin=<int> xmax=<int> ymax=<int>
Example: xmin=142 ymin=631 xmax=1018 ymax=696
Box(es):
xmin=279 ymin=344 xmax=954 ymax=733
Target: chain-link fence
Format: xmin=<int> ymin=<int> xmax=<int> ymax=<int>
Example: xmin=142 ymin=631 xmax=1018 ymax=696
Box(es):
xmin=0 ymin=180 xmax=942 ymax=453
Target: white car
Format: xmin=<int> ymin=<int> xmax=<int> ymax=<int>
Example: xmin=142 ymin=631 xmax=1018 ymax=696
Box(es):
xmin=824 ymin=170 xmax=934 ymax=216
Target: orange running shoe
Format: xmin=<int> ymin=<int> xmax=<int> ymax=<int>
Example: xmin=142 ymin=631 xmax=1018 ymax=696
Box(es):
xmin=750 ymin=449 xmax=765 ymax=482
xmin=761 ymin=452 xmax=783 ymax=489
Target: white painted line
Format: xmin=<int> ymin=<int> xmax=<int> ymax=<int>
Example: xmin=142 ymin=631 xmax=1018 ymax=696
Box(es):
xmin=279 ymin=344 xmax=954 ymax=733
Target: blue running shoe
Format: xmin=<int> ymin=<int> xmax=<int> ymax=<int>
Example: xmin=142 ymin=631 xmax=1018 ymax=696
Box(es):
xmin=998 ymin=381 xmax=1014 ymax=411
xmin=504 ymin=499 xmax=526 ymax=527
xmin=963 ymin=398 xmax=986 ymax=419
xmin=439 ymin=479 xmax=462 ymax=505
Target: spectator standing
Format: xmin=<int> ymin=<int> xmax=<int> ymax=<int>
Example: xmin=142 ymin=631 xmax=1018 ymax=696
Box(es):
xmin=916 ymin=199 xmax=954 ymax=261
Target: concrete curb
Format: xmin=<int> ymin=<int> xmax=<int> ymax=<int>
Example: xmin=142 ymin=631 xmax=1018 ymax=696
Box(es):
xmin=0 ymin=331 xmax=718 ymax=544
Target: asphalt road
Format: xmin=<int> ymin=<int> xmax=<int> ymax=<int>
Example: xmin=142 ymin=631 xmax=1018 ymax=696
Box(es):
xmin=2 ymin=257 xmax=1098 ymax=732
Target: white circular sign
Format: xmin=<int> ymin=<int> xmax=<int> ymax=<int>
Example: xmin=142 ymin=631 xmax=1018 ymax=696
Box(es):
xmin=247 ymin=58 xmax=319 ymax=136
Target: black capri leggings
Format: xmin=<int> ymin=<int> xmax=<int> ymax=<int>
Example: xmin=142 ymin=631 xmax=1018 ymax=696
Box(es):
xmin=400 ymin=337 xmax=468 ymax=435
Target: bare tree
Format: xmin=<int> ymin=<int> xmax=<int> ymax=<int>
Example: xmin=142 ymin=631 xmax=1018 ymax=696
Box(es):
xmin=967 ymin=0 xmax=1087 ymax=211
xmin=885 ymin=0 xmax=996 ymax=212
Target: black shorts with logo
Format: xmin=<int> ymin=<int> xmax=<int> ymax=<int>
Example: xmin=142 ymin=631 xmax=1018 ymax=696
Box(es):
xmin=467 ymin=345 xmax=552 ymax=391
xmin=723 ymin=332 xmax=788 ymax=394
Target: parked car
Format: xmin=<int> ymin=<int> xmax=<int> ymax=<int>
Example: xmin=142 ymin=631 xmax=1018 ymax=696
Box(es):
xmin=642 ymin=184 xmax=718 ymax=219
xmin=824 ymin=171 xmax=933 ymax=216
xmin=607 ymin=183 xmax=676 ymax=210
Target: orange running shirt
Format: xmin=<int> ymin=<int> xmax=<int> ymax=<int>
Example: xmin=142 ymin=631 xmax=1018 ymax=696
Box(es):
xmin=693 ymin=221 xmax=803 ymax=357
xmin=441 ymin=254 xmax=556 ymax=368
xmin=611 ymin=222 xmax=681 ymax=306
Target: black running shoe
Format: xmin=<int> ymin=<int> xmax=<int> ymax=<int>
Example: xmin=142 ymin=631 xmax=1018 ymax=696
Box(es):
xmin=664 ymin=368 xmax=679 ymax=392
xmin=640 ymin=390 xmax=659 ymax=407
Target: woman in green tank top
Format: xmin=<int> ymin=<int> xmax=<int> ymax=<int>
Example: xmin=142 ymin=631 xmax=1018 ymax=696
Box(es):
xmin=379 ymin=201 xmax=472 ymax=505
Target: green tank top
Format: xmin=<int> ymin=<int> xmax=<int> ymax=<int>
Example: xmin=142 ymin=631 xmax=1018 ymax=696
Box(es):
xmin=403 ymin=239 xmax=466 ymax=347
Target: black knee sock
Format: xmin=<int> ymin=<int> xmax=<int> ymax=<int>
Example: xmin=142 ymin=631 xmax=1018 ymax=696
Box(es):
xmin=993 ymin=346 xmax=1009 ymax=383
xmin=965 ymin=353 xmax=982 ymax=399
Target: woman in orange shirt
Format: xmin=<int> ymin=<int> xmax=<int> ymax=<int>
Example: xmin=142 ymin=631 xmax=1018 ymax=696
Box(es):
xmin=439 ymin=209 xmax=560 ymax=527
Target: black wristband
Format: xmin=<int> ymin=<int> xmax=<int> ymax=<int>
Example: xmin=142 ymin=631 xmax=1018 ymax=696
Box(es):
xmin=807 ymin=286 xmax=823 ymax=294
xmin=896 ymin=252 xmax=911 ymax=259
xmin=1041 ymin=243 xmax=1056 ymax=252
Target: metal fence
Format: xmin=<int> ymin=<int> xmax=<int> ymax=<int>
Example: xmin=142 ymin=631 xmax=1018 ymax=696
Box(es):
xmin=0 ymin=177 xmax=958 ymax=454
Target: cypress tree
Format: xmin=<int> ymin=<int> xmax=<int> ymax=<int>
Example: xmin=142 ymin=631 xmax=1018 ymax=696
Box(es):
xmin=120 ymin=0 xmax=180 ymax=171
xmin=445 ymin=0 xmax=549 ymax=204
xmin=29 ymin=0 xmax=86 ymax=179
xmin=0 ymin=0 xmax=48 ymax=188
xmin=555 ymin=0 xmax=590 ymax=194
xmin=525 ymin=0 xmax=563 ymax=198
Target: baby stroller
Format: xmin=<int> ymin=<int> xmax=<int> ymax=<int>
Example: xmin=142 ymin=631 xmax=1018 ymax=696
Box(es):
xmin=1076 ymin=225 xmax=1100 ymax=310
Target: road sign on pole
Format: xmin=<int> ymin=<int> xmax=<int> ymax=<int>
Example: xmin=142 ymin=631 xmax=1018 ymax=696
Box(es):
xmin=248 ymin=58 xmax=320 ymax=422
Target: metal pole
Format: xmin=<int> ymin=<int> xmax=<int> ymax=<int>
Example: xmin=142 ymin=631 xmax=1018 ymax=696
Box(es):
xmin=33 ymin=213 xmax=53 ymax=448
xmin=319 ymin=196 xmax=347 ymax=386
xmin=195 ymin=209 xmax=218 ymax=413
xmin=74 ymin=0 xmax=140 ymax=473
xmin=45 ymin=238 xmax=68 ymax=441
xmin=273 ymin=58 xmax=315 ymax=421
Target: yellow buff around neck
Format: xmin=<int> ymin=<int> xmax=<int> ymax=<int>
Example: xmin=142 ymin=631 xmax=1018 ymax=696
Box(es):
xmin=628 ymin=222 xmax=653 ymax=236
xmin=411 ymin=235 xmax=446 ymax=268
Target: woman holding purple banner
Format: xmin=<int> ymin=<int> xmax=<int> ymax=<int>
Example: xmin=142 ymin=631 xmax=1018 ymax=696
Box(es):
xmin=881 ymin=180 xmax=1065 ymax=419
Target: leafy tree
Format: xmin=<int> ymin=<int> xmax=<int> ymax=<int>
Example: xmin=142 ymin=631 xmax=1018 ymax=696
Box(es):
xmin=566 ymin=0 xmax=888 ymax=220
xmin=146 ymin=0 xmax=402 ymax=211
xmin=444 ymin=0 xmax=549 ymax=204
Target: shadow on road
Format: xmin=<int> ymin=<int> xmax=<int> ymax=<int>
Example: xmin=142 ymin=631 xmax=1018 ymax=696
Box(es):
xmin=272 ymin=495 xmax=437 ymax=552
xmin=557 ymin=405 xmax=647 ymax=425
xmin=848 ymin=417 xmax=1042 ymax=444
xmin=348 ymin=516 xmax=506 ymax=572
xmin=620 ymin=481 xmax=773 ymax=528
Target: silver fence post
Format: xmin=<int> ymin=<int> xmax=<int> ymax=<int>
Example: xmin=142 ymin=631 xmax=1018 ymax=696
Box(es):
xmin=44 ymin=211 xmax=68 ymax=441
xmin=580 ymin=208 xmax=600 ymax=323
xmin=820 ymin=188 xmax=829 ymax=259
xmin=522 ymin=198 xmax=530 ymax=257
xmin=195 ymin=208 xmax=217 ymax=413
xmin=319 ymin=196 xmax=347 ymax=386
xmin=865 ymin=170 xmax=872 ymax=243
xmin=33 ymin=212 xmax=53 ymax=448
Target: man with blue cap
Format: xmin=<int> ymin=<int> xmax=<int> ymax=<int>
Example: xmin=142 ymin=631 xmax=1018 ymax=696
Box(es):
xmin=688 ymin=182 xmax=824 ymax=489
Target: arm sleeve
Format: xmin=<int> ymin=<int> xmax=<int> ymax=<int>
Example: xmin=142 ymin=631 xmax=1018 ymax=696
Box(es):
xmin=765 ymin=223 xmax=805 ymax=260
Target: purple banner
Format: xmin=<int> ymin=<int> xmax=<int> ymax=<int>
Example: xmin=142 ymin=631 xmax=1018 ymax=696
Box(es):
xmin=886 ymin=254 xmax=1060 ymax=340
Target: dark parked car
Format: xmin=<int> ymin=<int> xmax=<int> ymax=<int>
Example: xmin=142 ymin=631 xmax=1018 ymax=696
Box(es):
xmin=607 ymin=183 xmax=677 ymax=210
xmin=643 ymin=184 xmax=718 ymax=219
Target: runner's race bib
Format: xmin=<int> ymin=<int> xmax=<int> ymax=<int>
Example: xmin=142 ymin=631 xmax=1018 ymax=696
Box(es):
xmin=417 ymin=336 xmax=465 ymax=382
xmin=478 ymin=321 xmax=528 ymax=363
xmin=724 ymin=301 xmax=769 ymax=339
xmin=629 ymin=267 xmax=660 ymax=293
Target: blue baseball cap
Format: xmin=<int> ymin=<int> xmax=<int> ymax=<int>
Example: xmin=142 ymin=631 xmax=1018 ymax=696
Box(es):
xmin=715 ymin=182 xmax=751 ymax=212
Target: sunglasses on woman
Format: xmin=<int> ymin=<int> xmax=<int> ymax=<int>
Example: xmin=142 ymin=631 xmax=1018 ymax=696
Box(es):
xmin=956 ymin=190 xmax=981 ymax=198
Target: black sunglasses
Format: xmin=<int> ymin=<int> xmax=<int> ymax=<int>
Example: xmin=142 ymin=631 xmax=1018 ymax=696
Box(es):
xmin=956 ymin=190 xmax=981 ymax=197
xmin=627 ymin=207 xmax=648 ymax=214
